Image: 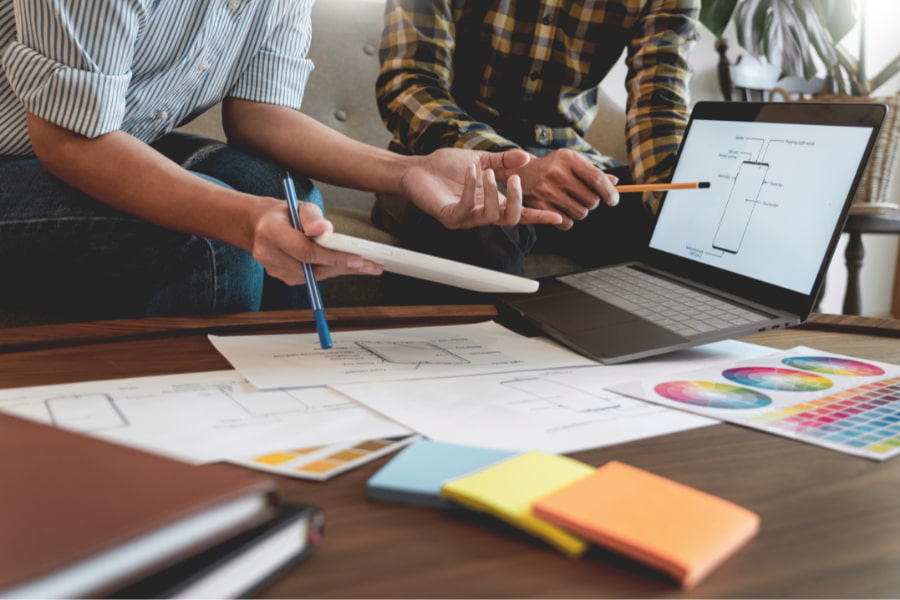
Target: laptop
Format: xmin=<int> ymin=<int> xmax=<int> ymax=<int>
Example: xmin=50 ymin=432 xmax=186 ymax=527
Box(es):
xmin=499 ymin=101 xmax=887 ymax=364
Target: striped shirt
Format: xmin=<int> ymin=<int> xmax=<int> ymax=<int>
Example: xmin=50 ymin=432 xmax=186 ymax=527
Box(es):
xmin=0 ymin=0 xmax=314 ymax=157
xmin=376 ymin=0 xmax=699 ymax=202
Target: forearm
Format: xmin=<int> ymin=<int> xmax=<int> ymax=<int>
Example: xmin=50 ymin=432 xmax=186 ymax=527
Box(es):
xmin=224 ymin=99 xmax=418 ymax=196
xmin=222 ymin=98 xmax=560 ymax=230
xmin=26 ymin=112 xmax=269 ymax=252
xmin=624 ymin=0 xmax=699 ymax=185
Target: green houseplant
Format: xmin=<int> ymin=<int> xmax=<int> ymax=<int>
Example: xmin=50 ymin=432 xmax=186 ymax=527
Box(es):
xmin=699 ymin=0 xmax=900 ymax=95
xmin=700 ymin=0 xmax=900 ymax=211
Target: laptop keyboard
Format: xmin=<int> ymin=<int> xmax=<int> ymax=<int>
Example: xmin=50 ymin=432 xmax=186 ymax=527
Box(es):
xmin=558 ymin=265 xmax=768 ymax=338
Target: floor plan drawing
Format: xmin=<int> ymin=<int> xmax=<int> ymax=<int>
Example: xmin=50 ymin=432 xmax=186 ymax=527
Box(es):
xmin=501 ymin=376 xmax=639 ymax=414
xmin=0 ymin=370 xmax=410 ymax=463
xmin=209 ymin=321 xmax=596 ymax=390
xmin=335 ymin=368 xmax=717 ymax=454
xmin=355 ymin=341 xmax=470 ymax=365
xmin=334 ymin=340 xmax=776 ymax=453
xmin=45 ymin=393 xmax=128 ymax=432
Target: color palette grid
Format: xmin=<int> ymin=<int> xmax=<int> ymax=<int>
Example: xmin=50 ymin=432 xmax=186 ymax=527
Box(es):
xmin=748 ymin=376 xmax=900 ymax=455
xmin=609 ymin=348 xmax=900 ymax=461
xmin=229 ymin=435 xmax=417 ymax=481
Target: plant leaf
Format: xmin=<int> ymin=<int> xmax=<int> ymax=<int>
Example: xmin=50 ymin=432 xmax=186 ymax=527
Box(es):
xmin=699 ymin=0 xmax=739 ymax=39
xmin=811 ymin=0 xmax=856 ymax=43
xmin=734 ymin=0 xmax=843 ymax=80
xmin=765 ymin=0 xmax=813 ymax=77
xmin=796 ymin=0 xmax=838 ymax=68
xmin=736 ymin=0 xmax=770 ymax=56
xmin=871 ymin=53 xmax=900 ymax=93
xmin=835 ymin=44 xmax=866 ymax=94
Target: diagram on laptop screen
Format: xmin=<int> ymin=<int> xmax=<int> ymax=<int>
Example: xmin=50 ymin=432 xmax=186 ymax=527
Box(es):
xmin=649 ymin=119 xmax=874 ymax=294
xmin=712 ymin=160 xmax=769 ymax=254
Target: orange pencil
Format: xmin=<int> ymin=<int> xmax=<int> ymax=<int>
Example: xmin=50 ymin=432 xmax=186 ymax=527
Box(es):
xmin=615 ymin=181 xmax=710 ymax=192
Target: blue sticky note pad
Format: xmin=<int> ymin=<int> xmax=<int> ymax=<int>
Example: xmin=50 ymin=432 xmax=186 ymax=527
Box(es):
xmin=367 ymin=439 xmax=519 ymax=509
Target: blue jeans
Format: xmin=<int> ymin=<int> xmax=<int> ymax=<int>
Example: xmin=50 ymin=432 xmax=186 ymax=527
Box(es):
xmin=0 ymin=132 xmax=322 ymax=320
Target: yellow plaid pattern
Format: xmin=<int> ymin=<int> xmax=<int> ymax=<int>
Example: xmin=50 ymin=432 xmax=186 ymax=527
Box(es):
xmin=376 ymin=0 xmax=700 ymax=209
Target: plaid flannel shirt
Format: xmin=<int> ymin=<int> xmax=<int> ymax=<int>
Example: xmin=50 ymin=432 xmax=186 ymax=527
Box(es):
xmin=376 ymin=0 xmax=699 ymax=211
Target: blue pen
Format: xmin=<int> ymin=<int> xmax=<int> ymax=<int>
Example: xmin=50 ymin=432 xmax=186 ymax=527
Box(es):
xmin=282 ymin=173 xmax=333 ymax=350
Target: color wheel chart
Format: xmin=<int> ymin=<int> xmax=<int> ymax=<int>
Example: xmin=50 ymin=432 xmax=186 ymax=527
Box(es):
xmin=611 ymin=347 xmax=900 ymax=460
xmin=653 ymin=381 xmax=771 ymax=409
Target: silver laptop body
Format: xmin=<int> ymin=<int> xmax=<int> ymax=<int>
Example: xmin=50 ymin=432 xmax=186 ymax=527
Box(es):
xmin=500 ymin=101 xmax=887 ymax=364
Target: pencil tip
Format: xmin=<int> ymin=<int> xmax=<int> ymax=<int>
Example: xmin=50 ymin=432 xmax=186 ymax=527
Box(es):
xmin=698 ymin=181 xmax=710 ymax=188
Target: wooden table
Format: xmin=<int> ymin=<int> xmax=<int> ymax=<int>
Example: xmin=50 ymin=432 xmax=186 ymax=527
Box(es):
xmin=2 ymin=307 xmax=900 ymax=599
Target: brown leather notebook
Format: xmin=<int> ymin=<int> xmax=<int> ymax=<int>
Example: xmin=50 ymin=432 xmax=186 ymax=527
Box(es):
xmin=0 ymin=413 xmax=279 ymax=599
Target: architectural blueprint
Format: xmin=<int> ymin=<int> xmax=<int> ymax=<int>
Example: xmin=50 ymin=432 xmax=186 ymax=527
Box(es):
xmin=209 ymin=321 xmax=596 ymax=390
xmin=0 ymin=370 xmax=410 ymax=463
xmin=333 ymin=340 xmax=775 ymax=454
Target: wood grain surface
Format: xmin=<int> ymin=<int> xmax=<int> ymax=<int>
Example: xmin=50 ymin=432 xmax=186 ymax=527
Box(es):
xmin=1 ymin=309 xmax=898 ymax=598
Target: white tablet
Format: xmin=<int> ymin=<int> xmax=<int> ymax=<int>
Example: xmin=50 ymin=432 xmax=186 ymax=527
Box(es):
xmin=314 ymin=232 xmax=539 ymax=294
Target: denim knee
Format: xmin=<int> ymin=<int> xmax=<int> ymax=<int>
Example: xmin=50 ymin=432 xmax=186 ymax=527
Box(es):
xmin=146 ymin=235 xmax=265 ymax=316
xmin=190 ymin=168 xmax=316 ymax=312
xmin=157 ymin=131 xmax=325 ymax=213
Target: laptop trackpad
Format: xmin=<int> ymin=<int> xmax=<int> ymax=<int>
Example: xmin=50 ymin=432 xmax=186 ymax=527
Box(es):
xmin=510 ymin=290 xmax=686 ymax=359
xmin=512 ymin=288 xmax=640 ymax=331
xmin=572 ymin=319 xmax=687 ymax=359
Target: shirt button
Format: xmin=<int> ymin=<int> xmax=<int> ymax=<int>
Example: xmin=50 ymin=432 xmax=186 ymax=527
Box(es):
xmin=227 ymin=0 xmax=240 ymax=10
xmin=198 ymin=60 xmax=210 ymax=72
xmin=530 ymin=71 xmax=540 ymax=81
xmin=539 ymin=127 xmax=548 ymax=140
xmin=155 ymin=110 xmax=168 ymax=121
xmin=542 ymin=14 xmax=552 ymax=25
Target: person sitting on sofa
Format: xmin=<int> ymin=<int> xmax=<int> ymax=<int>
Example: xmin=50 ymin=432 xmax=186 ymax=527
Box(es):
xmin=0 ymin=0 xmax=561 ymax=321
xmin=372 ymin=0 xmax=700 ymax=275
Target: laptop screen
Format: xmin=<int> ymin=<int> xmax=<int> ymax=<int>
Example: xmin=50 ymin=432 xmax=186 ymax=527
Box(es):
xmin=647 ymin=102 xmax=883 ymax=307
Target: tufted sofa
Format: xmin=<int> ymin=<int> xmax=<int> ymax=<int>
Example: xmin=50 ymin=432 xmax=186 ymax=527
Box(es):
xmin=0 ymin=0 xmax=627 ymax=327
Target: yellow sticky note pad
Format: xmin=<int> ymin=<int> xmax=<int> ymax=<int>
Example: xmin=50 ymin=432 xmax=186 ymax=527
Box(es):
xmin=439 ymin=451 xmax=594 ymax=557
xmin=532 ymin=461 xmax=760 ymax=587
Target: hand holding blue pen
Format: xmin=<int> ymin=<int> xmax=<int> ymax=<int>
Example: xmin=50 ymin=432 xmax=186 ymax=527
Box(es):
xmin=282 ymin=173 xmax=333 ymax=350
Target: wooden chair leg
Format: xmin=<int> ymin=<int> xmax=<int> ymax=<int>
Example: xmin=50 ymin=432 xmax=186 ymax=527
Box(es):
xmin=843 ymin=231 xmax=864 ymax=315
xmin=715 ymin=38 xmax=733 ymax=101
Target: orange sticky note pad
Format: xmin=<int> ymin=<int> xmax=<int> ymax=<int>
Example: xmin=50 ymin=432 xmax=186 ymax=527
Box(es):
xmin=532 ymin=461 xmax=759 ymax=588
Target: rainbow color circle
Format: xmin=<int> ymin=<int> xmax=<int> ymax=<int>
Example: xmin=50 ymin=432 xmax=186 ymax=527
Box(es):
xmin=782 ymin=356 xmax=885 ymax=377
xmin=654 ymin=381 xmax=772 ymax=409
xmin=722 ymin=367 xmax=833 ymax=391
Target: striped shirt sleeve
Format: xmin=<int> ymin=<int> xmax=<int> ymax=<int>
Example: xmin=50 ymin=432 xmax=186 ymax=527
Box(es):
xmin=229 ymin=0 xmax=313 ymax=110
xmin=3 ymin=0 xmax=145 ymax=138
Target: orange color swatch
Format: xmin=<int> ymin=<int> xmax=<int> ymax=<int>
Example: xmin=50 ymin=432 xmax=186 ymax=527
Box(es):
xmin=532 ymin=461 xmax=759 ymax=587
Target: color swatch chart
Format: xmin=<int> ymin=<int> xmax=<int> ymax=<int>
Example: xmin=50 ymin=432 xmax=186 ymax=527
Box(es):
xmin=229 ymin=435 xmax=418 ymax=481
xmin=610 ymin=347 xmax=900 ymax=460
